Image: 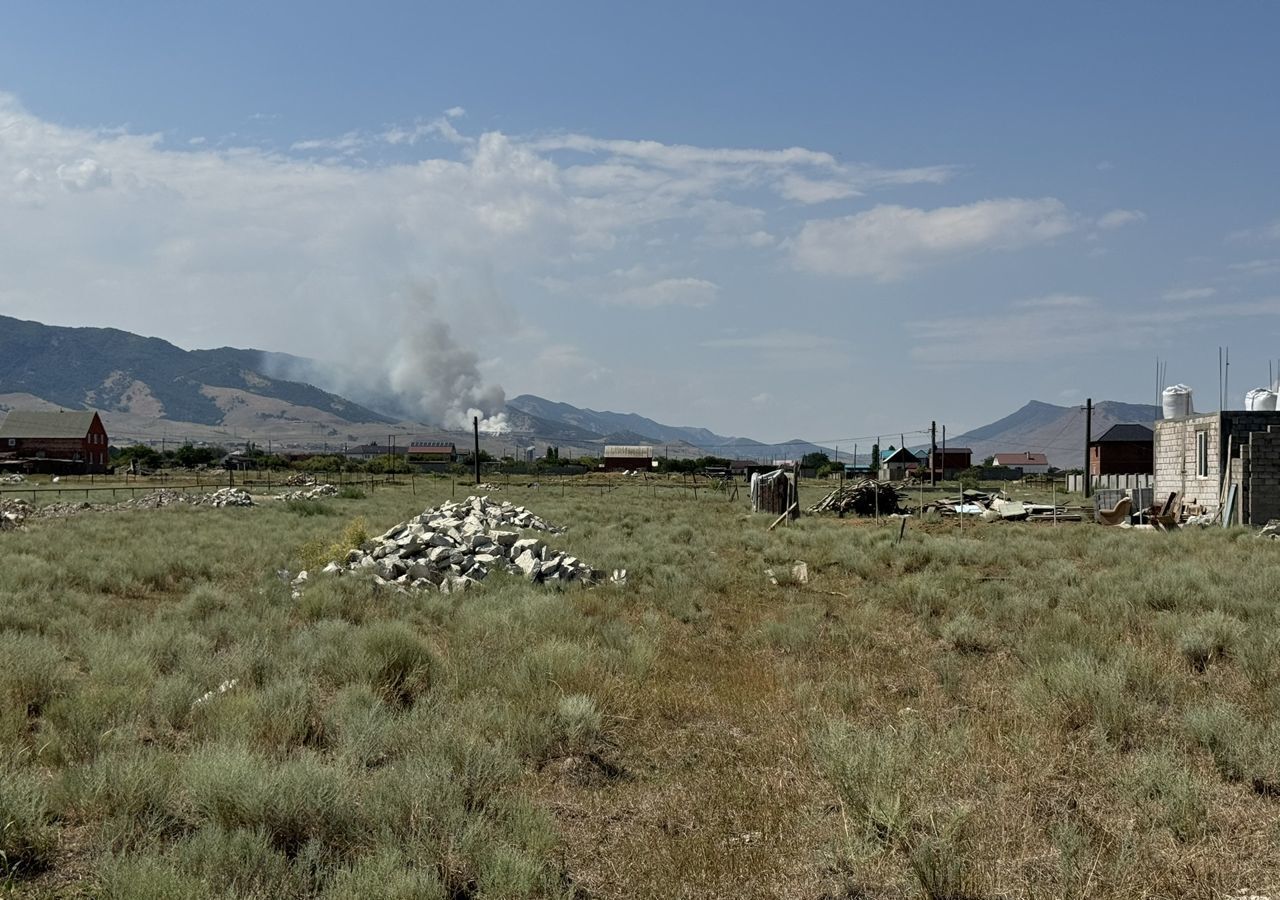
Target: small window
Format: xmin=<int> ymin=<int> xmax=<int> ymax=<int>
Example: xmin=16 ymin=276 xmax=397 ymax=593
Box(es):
xmin=6 ymin=438 xmax=13 ymax=447
xmin=1195 ymin=430 xmax=1209 ymax=478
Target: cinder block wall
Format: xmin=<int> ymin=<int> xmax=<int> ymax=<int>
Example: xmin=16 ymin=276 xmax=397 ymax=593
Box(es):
xmin=1154 ymin=414 xmax=1221 ymax=513
xmin=1249 ymin=426 xmax=1280 ymax=524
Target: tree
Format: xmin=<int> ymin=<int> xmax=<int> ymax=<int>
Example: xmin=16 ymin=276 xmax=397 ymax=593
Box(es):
xmin=869 ymin=443 xmax=880 ymax=472
xmin=801 ymin=451 xmax=831 ymax=470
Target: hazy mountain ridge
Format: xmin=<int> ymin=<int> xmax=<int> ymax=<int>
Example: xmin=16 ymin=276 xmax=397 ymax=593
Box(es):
xmin=0 ymin=315 xmax=394 ymax=427
xmin=945 ymin=399 xmax=1160 ymax=467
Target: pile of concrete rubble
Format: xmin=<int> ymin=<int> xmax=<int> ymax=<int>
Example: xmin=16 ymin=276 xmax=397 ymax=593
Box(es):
xmin=1 ymin=498 xmax=31 ymax=530
xmin=276 ymin=483 xmax=338 ymax=502
xmin=283 ymin=473 xmax=317 ymax=487
xmin=1 ymin=473 xmax=26 ymax=484
xmin=195 ymin=488 xmax=255 ymax=508
xmin=319 ymin=495 xmax=604 ymax=594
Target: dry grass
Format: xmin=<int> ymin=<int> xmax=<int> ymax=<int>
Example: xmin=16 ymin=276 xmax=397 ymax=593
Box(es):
xmin=1 ymin=478 xmax=1279 ymax=898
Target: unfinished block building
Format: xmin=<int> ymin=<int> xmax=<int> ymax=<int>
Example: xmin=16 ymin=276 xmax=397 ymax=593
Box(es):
xmin=1153 ymin=411 xmax=1280 ymax=525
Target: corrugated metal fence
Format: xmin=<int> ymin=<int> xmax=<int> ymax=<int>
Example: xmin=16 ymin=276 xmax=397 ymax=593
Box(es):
xmin=1067 ymin=473 xmax=1154 ymax=493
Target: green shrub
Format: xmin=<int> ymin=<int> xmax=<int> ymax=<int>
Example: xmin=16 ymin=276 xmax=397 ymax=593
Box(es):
xmin=0 ymin=765 xmax=57 ymax=878
xmin=359 ymin=622 xmax=436 ymax=707
xmin=0 ymin=632 xmax=68 ymax=719
xmin=320 ymin=848 xmax=445 ymax=900
xmin=555 ymin=694 xmax=602 ymax=755
xmin=286 ymin=498 xmax=334 ymax=517
xmin=940 ymin=612 xmax=997 ymax=655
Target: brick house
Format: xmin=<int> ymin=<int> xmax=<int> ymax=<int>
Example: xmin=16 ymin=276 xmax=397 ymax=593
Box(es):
xmin=1154 ymin=411 xmax=1280 ymax=524
xmin=0 ymin=409 xmax=111 ymax=474
xmin=927 ymin=447 xmax=973 ymax=480
xmin=1089 ymin=424 xmax=1153 ymax=476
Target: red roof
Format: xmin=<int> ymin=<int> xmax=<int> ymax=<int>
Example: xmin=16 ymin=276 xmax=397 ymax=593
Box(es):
xmin=992 ymin=452 xmax=1048 ymax=466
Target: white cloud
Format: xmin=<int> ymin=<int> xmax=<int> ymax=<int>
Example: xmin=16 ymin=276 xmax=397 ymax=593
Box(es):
xmin=778 ymin=174 xmax=860 ymax=204
xmin=791 ymin=198 xmax=1077 ymax=280
xmin=445 ymin=106 xmax=466 ymax=119
xmin=701 ymin=330 xmax=848 ymax=370
xmin=1097 ymin=208 xmax=1145 ymax=230
xmin=609 ymin=277 xmax=719 ymax=308
xmin=751 ymin=392 xmax=773 ymax=405
xmin=1228 ymin=220 xmax=1280 ymax=244
xmin=1163 ymin=286 xmax=1217 ymax=301
xmin=1228 ymin=258 xmax=1280 ymax=276
xmin=909 ymin=293 xmax=1280 ymax=364
xmin=55 ymin=158 xmax=112 ymax=191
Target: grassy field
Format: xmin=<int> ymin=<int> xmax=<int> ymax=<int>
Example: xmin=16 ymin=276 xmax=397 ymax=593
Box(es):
xmin=1 ymin=477 xmax=1278 ymax=898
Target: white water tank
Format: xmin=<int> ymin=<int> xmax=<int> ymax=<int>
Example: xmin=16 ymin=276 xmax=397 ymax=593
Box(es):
xmin=1245 ymin=388 xmax=1278 ymax=411
xmin=1161 ymin=384 xmax=1194 ymax=419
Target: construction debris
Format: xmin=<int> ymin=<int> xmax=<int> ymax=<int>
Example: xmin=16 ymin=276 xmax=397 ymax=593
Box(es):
xmin=1258 ymin=520 xmax=1280 ymax=540
xmin=195 ymin=488 xmax=255 ymax=508
xmin=808 ymin=480 xmax=903 ymax=516
xmin=923 ymin=489 xmax=1077 ymax=522
xmin=283 ymin=473 xmax=317 ymax=486
xmin=1 ymin=498 xmax=31 ymax=530
xmin=276 ymin=483 xmax=338 ymax=502
xmin=0 ymin=488 xmax=254 ymax=526
xmin=326 ymin=495 xmax=603 ymax=594
xmin=1 ymin=473 xmax=25 ymax=484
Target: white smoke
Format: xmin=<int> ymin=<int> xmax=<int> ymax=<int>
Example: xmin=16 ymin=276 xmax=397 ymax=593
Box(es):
xmin=383 ymin=286 xmax=510 ymax=434
xmin=264 ymin=284 xmax=510 ymax=434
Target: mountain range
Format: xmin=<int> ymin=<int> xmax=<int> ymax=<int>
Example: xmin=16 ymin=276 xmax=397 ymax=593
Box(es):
xmin=0 ymin=314 xmax=1158 ymax=464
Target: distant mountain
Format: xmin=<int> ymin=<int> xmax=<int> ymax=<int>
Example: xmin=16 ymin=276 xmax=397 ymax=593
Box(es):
xmin=507 ymin=394 xmax=845 ymax=461
xmin=942 ymin=399 xmax=1160 ymax=468
xmin=0 ymin=315 xmax=394 ymax=428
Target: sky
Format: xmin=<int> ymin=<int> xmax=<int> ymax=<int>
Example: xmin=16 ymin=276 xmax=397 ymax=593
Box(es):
xmin=1 ymin=2 xmax=1279 ymax=443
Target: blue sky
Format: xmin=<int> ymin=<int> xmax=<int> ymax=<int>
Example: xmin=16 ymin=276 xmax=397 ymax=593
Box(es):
xmin=1 ymin=3 xmax=1278 ymax=441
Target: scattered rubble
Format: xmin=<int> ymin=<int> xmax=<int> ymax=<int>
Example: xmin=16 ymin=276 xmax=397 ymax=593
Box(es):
xmin=195 ymin=488 xmax=255 ymax=508
xmin=1 ymin=498 xmax=31 ymax=530
xmin=925 ymin=489 xmax=1075 ymax=522
xmin=1 ymin=473 xmax=26 ymax=484
xmin=283 ymin=473 xmax=317 ymax=487
xmin=0 ymin=488 xmax=254 ymax=527
xmin=322 ymin=495 xmax=603 ymax=595
xmin=276 ymin=483 xmax=338 ymax=502
xmin=765 ymin=560 xmax=810 ymax=586
xmin=192 ymin=678 xmax=239 ymax=708
xmin=809 ymin=480 xmax=903 ymax=516
xmin=1259 ymin=520 xmax=1280 ymax=540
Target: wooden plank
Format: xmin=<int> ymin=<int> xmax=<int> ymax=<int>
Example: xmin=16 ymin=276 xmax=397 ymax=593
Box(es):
xmin=767 ymin=502 xmax=798 ymax=531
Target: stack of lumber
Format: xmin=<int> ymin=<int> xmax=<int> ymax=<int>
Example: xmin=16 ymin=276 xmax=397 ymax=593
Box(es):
xmin=808 ymin=480 xmax=902 ymax=516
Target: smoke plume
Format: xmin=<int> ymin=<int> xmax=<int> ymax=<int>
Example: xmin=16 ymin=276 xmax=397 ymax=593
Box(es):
xmin=262 ymin=285 xmax=510 ymax=434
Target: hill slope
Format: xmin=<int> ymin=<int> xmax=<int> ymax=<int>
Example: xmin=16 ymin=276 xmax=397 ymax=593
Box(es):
xmin=946 ymin=400 xmax=1160 ymax=467
xmin=0 ymin=315 xmax=393 ymax=427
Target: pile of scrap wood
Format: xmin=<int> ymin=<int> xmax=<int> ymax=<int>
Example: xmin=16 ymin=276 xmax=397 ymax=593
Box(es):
xmin=926 ymin=489 xmax=1078 ymax=522
xmin=808 ymin=479 xmax=903 ymax=516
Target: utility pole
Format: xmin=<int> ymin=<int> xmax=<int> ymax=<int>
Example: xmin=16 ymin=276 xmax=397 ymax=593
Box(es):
xmin=473 ymin=416 xmax=481 ymax=485
xmin=930 ymin=421 xmax=937 ymax=486
xmin=1083 ymin=397 xmax=1093 ymax=499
